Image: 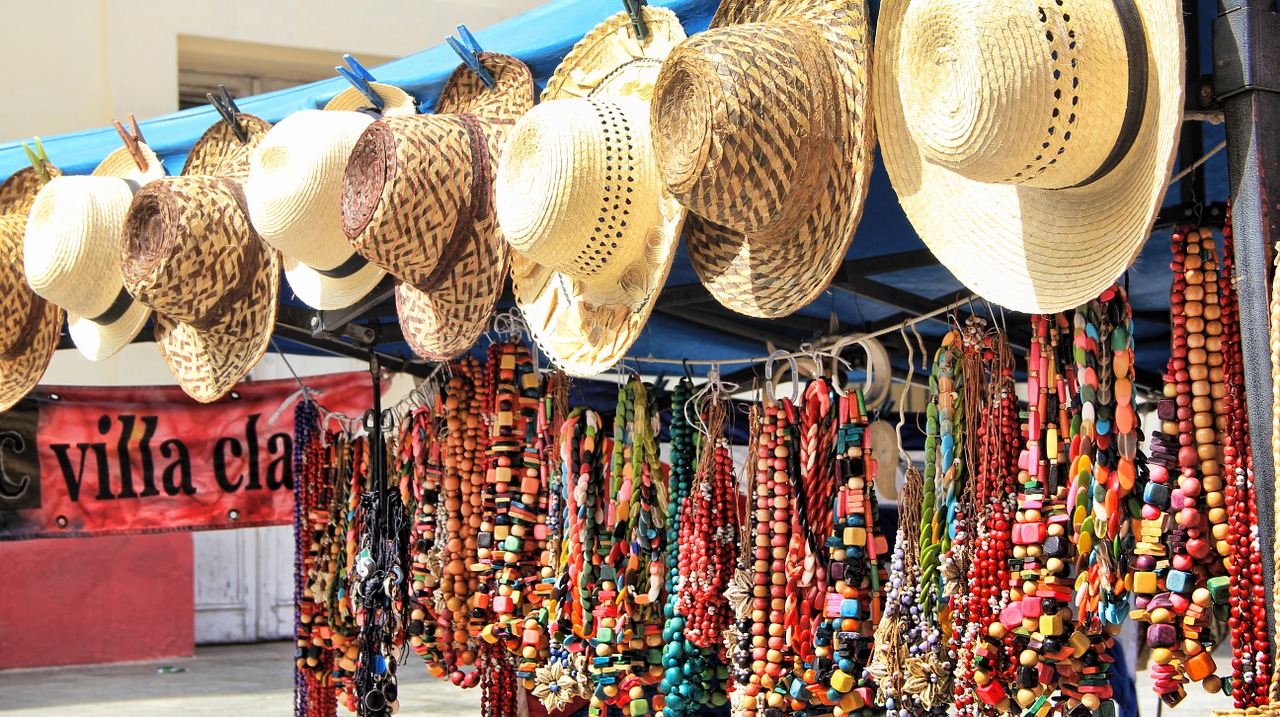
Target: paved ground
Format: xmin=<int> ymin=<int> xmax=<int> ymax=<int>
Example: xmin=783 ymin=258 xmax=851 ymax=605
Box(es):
xmin=0 ymin=641 xmax=479 ymax=717
xmin=0 ymin=640 xmax=1234 ymax=716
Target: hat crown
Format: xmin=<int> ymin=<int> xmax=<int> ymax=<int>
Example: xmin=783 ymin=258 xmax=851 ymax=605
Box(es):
xmin=498 ymin=97 xmax=665 ymax=304
xmin=122 ymin=176 xmax=261 ymax=327
xmin=24 ymin=177 xmax=135 ymax=319
xmin=652 ymin=19 xmax=843 ymax=237
xmin=900 ymin=0 xmax=1133 ymax=189
xmin=248 ymin=110 xmax=374 ymax=267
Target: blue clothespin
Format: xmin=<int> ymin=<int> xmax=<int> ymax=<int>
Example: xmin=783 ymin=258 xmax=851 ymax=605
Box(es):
xmin=21 ymin=137 xmax=52 ymax=185
xmin=336 ymin=54 xmax=385 ymax=112
xmin=622 ymin=0 xmax=649 ymax=41
xmin=205 ymin=85 xmax=249 ymax=144
xmin=446 ymin=25 xmax=496 ymax=88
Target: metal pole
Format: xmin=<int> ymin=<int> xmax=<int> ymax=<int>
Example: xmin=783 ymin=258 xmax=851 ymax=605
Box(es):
xmin=1214 ymin=0 xmax=1280 ymax=648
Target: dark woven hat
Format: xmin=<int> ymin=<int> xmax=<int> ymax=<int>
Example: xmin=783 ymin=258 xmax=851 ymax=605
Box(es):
xmin=120 ymin=115 xmax=280 ymax=402
xmin=649 ymin=0 xmax=875 ymax=319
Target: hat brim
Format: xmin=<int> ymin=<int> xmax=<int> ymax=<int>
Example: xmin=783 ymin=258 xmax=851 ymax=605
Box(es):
xmin=677 ymin=0 xmax=876 ymax=319
xmin=153 ymin=246 xmax=279 ymax=403
xmin=283 ymin=255 xmax=386 ymax=311
xmin=397 ymin=211 xmax=509 ymax=361
xmin=874 ymin=0 xmax=1183 ymax=313
xmin=509 ymin=7 xmax=687 ymax=377
xmin=0 ymin=300 xmax=62 ymax=412
xmin=67 ymin=300 xmax=151 ymax=362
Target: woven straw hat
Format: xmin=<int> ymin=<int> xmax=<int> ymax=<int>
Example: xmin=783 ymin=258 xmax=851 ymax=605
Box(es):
xmin=24 ymin=144 xmax=165 ymax=360
xmin=120 ymin=115 xmax=280 ymax=403
xmin=246 ymin=83 xmax=416 ymax=310
xmin=342 ymin=54 xmax=534 ymax=360
xmin=876 ymin=0 xmax=1183 ymax=313
xmin=648 ymin=0 xmax=874 ymax=319
xmin=0 ymin=168 xmax=64 ymax=411
xmin=496 ymin=8 xmax=686 ymax=376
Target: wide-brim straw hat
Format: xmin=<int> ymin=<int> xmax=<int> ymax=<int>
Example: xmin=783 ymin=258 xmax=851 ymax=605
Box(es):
xmin=24 ymin=144 xmax=164 ymax=361
xmin=341 ymin=54 xmax=534 ymax=360
xmin=649 ymin=0 xmax=874 ymax=319
xmin=0 ymin=168 xmax=65 ymax=411
xmin=121 ymin=114 xmax=280 ymax=402
xmin=875 ymin=0 xmax=1183 ymax=313
xmin=246 ymin=83 xmax=417 ymax=310
xmin=496 ymin=8 xmax=686 ymax=376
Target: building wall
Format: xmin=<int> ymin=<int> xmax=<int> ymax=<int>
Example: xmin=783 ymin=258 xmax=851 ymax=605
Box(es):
xmin=0 ymin=0 xmax=525 ymax=667
xmin=0 ymin=0 xmax=545 ymax=141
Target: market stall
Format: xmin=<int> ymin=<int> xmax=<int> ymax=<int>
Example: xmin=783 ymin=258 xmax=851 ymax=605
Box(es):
xmin=0 ymin=0 xmax=1276 ymax=715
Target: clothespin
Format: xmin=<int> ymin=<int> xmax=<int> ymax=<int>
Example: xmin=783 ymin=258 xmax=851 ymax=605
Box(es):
xmin=446 ymin=25 xmax=496 ymax=88
xmin=335 ymin=54 xmax=385 ymax=112
xmin=21 ymin=137 xmax=52 ymax=185
xmin=205 ymin=85 xmax=248 ymax=144
xmin=622 ymin=0 xmax=649 ymax=41
xmin=112 ymin=113 xmax=149 ymax=173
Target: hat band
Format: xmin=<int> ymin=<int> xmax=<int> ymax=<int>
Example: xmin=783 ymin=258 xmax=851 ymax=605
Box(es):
xmin=87 ymin=286 xmax=136 ymax=326
xmin=420 ymin=113 xmax=491 ymax=288
xmin=313 ymin=251 xmax=369 ymax=279
xmin=1065 ymin=0 xmax=1149 ymax=189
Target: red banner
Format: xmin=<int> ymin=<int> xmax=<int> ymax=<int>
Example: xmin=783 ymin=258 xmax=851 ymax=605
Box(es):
xmin=0 ymin=372 xmax=375 ymax=540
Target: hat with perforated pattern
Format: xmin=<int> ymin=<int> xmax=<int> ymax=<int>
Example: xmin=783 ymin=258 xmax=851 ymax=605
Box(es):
xmin=876 ymin=0 xmax=1183 ymax=313
xmin=341 ymin=54 xmax=534 ymax=360
xmin=0 ymin=166 xmax=65 ymax=411
xmin=245 ymin=82 xmax=417 ymax=311
xmin=24 ymin=144 xmax=165 ymax=361
xmin=495 ymin=8 xmax=687 ymax=376
xmin=649 ymin=0 xmax=876 ymax=320
xmin=120 ymin=114 xmax=280 ymax=403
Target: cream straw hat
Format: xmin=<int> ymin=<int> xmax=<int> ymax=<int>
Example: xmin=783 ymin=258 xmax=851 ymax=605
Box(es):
xmin=24 ymin=144 xmax=164 ymax=360
xmin=246 ymin=83 xmax=416 ymax=310
xmin=496 ymin=8 xmax=686 ymax=376
xmin=875 ymin=0 xmax=1184 ymax=313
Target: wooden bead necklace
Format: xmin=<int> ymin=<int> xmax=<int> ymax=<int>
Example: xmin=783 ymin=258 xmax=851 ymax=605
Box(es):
xmin=800 ymin=386 xmax=885 ymax=715
xmin=739 ymin=399 xmax=797 ymax=717
xmin=1003 ymin=313 xmax=1082 ymax=714
xmin=1139 ymin=225 xmax=1232 ymax=705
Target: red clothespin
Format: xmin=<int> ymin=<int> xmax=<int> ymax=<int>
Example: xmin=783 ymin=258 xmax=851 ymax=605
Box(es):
xmin=112 ymin=114 xmax=149 ymax=173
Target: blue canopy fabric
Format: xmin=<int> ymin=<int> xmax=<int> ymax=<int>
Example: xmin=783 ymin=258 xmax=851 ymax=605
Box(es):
xmin=0 ymin=0 xmax=1227 ymax=386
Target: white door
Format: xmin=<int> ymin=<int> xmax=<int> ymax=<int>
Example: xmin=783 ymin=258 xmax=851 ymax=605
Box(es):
xmin=194 ymin=525 xmax=295 ymax=643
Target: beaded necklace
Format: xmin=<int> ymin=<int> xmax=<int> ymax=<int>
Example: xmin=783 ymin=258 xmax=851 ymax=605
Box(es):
xmin=868 ymin=463 xmax=924 ymax=717
xmin=739 ymin=399 xmax=797 ymax=717
xmin=1061 ymin=286 xmax=1141 ymax=714
xmin=405 ymin=400 xmax=448 ymax=676
xmin=1139 ymin=224 xmax=1232 ymax=705
xmin=1221 ymin=205 xmax=1271 ymax=707
xmin=959 ymin=329 xmax=1020 ymax=715
xmin=293 ymin=398 xmax=339 ymax=717
xmin=1003 ymin=313 xmax=1081 ymax=715
xmin=439 ymin=358 xmax=487 ymax=686
xmin=798 ymin=386 xmax=885 ymax=714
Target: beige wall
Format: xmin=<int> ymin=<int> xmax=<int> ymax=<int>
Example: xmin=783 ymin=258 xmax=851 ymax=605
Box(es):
xmin=0 ymin=0 xmax=545 ymax=141
xmin=6 ymin=0 xmax=544 ymax=387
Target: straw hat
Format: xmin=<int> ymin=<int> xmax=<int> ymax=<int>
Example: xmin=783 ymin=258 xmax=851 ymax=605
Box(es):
xmin=496 ymin=8 xmax=687 ymax=376
xmin=648 ymin=0 xmax=874 ymax=319
xmin=341 ymin=54 xmax=534 ymax=360
xmin=245 ymin=82 xmax=416 ymax=310
xmin=24 ymin=144 xmax=165 ymax=360
xmin=875 ymin=0 xmax=1183 ymax=313
xmin=120 ymin=115 xmax=280 ymax=403
xmin=0 ymin=168 xmax=64 ymax=411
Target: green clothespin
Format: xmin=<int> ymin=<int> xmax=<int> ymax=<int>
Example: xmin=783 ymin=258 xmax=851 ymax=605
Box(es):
xmin=21 ymin=137 xmax=52 ymax=185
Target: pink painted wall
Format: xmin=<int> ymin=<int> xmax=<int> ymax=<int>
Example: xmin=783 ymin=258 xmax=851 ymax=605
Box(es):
xmin=0 ymin=533 xmax=194 ymax=668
